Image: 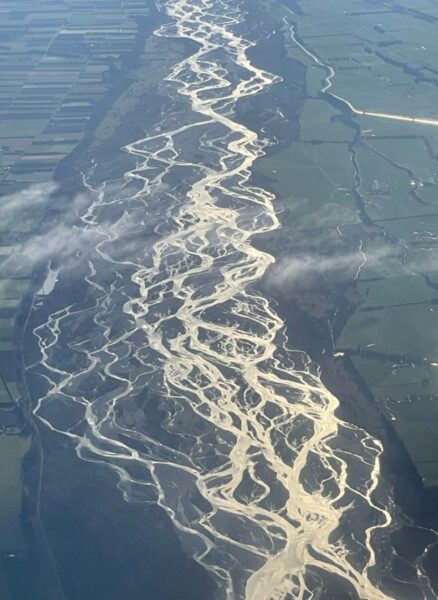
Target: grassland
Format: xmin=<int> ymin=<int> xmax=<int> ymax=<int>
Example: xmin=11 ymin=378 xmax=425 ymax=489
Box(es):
xmin=257 ymin=142 xmax=358 ymax=228
xmin=0 ymin=434 xmax=31 ymax=553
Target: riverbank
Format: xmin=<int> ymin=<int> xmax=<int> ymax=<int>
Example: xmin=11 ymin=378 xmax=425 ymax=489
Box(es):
xmin=237 ymin=0 xmax=438 ymax=593
xmin=244 ymin=0 xmax=435 ymax=517
xmin=19 ymin=5 xmax=219 ymax=599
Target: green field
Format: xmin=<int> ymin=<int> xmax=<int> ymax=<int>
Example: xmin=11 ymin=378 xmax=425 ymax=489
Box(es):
xmin=0 ymin=434 xmax=31 ymax=553
xmin=257 ymin=141 xmax=357 ymax=228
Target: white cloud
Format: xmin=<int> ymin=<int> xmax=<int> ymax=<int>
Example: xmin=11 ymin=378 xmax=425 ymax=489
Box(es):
xmin=265 ymin=247 xmax=394 ymax=292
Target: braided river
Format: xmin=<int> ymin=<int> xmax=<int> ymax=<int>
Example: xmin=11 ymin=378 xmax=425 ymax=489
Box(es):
xmin=29 ymin=1 xmax=438 ymax=598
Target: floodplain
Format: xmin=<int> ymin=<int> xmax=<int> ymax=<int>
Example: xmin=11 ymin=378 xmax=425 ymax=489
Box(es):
xmin=256 ymin=0 xmax=438 ymax=490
